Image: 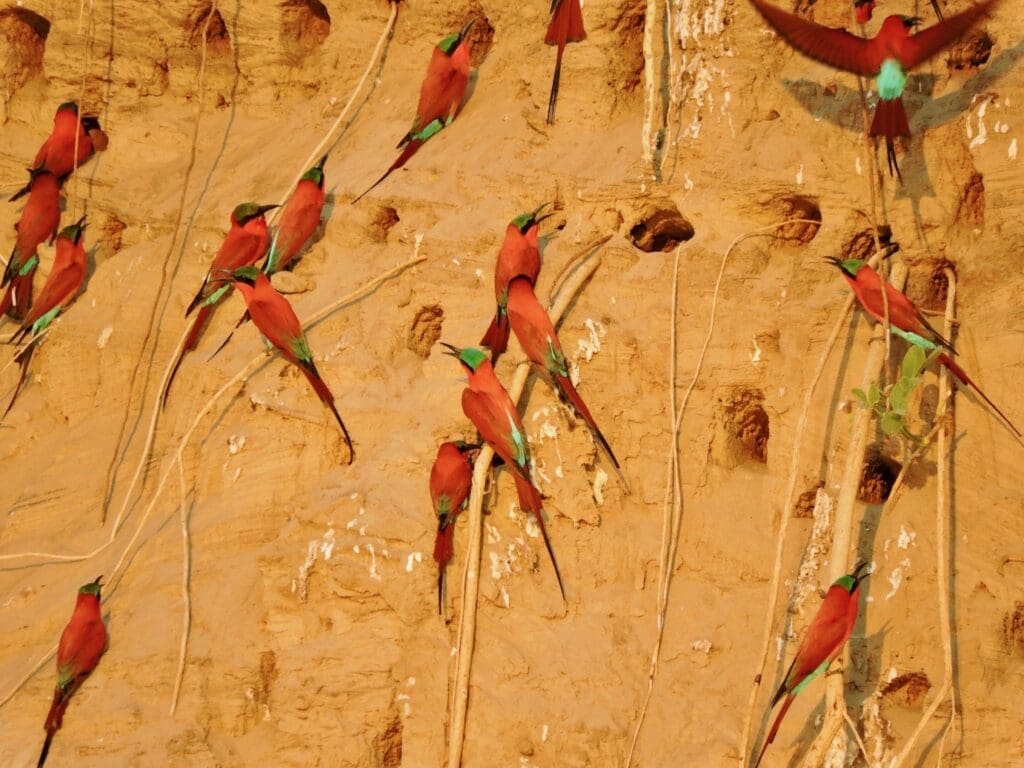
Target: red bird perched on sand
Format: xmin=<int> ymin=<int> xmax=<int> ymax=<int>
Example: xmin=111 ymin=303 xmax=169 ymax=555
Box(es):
xmin=163 ymin=201 xmax=277 ymax=405
xmin=480 ymin=204 xmax=552 ymax=361
xmin=9 ymin=102 xmax=107 ymax=202
xmin=352 ymin=19 xmax=476 ymax=203
xmin=442 ymin=343 xmax=565 ymax=599
xmin=749 ymin=0 xmax=998 ymax=180
xmin=228 ymin=267 xmax=355 ymax=463
xmin=37 ymin=576 xmax=108 ymax=768
xmin=828 ymin=256 xmax=1021 ymax=440
xmin=4 ymin=217 xmax=89 ymax=419
xmin=2 ymin=170 xmax=62 ymax=321
xmin=753 ymin=563 xmax=869 ymax=768
xmin=505 ymin=277 xmax=622 ymax=473
xmin=430 ymin=440 xmax=476 ymax=614
xmin=545 ymin=0 xmax=587 ymax=124
xmin=264 ymin=155 xmax=328 ymax=275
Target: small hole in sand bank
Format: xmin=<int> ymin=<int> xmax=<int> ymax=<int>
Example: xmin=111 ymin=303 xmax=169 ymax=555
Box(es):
xmin=857 ymin=449 xmax=901 ymax=504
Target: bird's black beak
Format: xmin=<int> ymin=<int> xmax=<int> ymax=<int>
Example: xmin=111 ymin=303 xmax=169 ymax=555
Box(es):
xmin=904 ymin=15 xmax=922 ymax=28
xmin=458 ymin=17 xmax=478 ymax=42
xmin=440 ymin=342 xmax=461 ymax=358
xmin=823 ymin=256 xmax=843 ymax=268
xmin=94 ymin=575 xmax=104 ymax=586
xmin=315 ymin=154 xmax=328 ymax=171
xmin=852 ymin=561 xmax=871 ymax=586
xmin=255 ymin=204 xmax=280 ymax=217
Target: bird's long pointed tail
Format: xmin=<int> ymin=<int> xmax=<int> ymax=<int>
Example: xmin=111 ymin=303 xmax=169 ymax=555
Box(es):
xmin=2 ymin=340 xmax=36 ymax=419
xmin=480 ymin=312 xmax=510 ymax=361
xmin=547 ymin=43 xmax=567 ymax=125
xmin=1 ymin=270 xmax=35 ymax=321
xmin=301 ymin=365 xmax=355 ymax=463
xmin=752 ymin=694 xmax=795 ymax=768
xmin=434 ymin=522 xmax=455 ymax=616
xmin=512 ymin=472 xmax=565 ymax=599
xmin=163 ymin=305 xmax=212 ymax=408
xmin=38 ymin=689 xmax=69 ymax=768
xmin=870 ymin=98 xmax=910 ymax=182
xmin=938 ymin=353 xmax=1022 ymax=440
xmin=206 ymin=309 xmax=252 ymax=362
xmin=554 ymin=372 xmax=620 ymax=469
xmin=352 ymin=140 xmax=425 ymax=204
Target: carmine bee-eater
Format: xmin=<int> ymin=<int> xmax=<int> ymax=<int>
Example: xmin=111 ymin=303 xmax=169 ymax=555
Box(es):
xmin=2 ymin=170 xmax=62 ymax=321
xmin=228 ymin=267 xmax=355 ymax=463
xmin=749 ymin=0 xmax=998 ymax=180
xmin=752 ymin=563 xmax=869 ymax=768
xmin=9 ymin=102 xmax=106 ymax=202
xmin=208 ymin=157 xmax=332 ymax=361
xmin=827 ymin=257 xmax=1021 ymax=439
xmin=441 ymin=342 xmax=565 ymax=598
xmin=545 ymin=0 xmax=587 ymax=124
xmin=4 ymin=217 xmax=89 ymax=418
xmin=480 ymin=204 xmax=552 ymax=360
xmin=264 ymin=155 xmax=328 ymax=275
xmin=163 ymin=202 xmax=277 ymax=405
xmin=430 ymin=440 xmax=476 ymax=614
xmin=37 ymin=576 xmax=108 ymax=768
xmin=352 ymin=19 xmax=476 ymax=203
xmin=505 ymin=276 xmax=621 ymax=471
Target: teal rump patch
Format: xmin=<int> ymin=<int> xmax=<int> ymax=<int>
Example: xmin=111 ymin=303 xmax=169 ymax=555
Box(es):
xmin=876 ymin=59 xmax=907 ymax=100
xmin=412 ymin=118 xmax=445 ymax=143
xmin=18 ymin=254 xmax=39 ymax=276
xmin=31 ymin=305 xmax=62 ymax=336
xmin=791 ymin=658 xmax=831 ymax=697
xmin=890 ymin=326 xmax=937 ymax=351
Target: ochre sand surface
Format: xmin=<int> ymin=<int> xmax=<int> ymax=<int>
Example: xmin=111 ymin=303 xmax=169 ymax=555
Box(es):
xmin=1 ymin=2 xmax=1023 ymax=766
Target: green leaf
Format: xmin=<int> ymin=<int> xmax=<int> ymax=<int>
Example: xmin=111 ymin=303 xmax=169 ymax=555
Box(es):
xmin=890 ymin=380 xmax=911 ymax=414
xmin=902 ymin=346 xmax=926 ymax=379
xmin=881 ymin=412 xmax=904 ymax=435
xmin=867 ymin=382 xmax=881 ymax=408
xmin=851 ymin=388 xmax=868 ymax=407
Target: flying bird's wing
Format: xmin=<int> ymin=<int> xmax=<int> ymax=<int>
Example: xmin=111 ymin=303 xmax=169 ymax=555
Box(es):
xmin=749 ymin=0 xmax=879 ymax=76
xmin=900 ymin=0 xmax=996 ymax=69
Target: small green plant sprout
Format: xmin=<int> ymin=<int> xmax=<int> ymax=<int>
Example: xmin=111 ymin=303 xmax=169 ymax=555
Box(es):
xmin=851 ymin=345 xmax=939 ymax=439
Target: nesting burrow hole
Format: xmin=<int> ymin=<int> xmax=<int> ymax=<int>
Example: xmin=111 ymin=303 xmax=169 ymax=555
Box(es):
xmin=841 ymin=225 xmax=894 ymax=262
xmin=407 ymin=305 xmax=444 ymax=358
xmin=947 ymin=30 xmax=994 ymax=70
xmin=881 ymin=671 xmax=931 ymax=709
xmin=857 ymin=448 xmax=902 ymax=504
xmin=956 ymin=171 xmax=985 ymax=228
xmin=280 ymin=1 xmax=330 ymax=63
xmin=453 ymin=4 xmax=494 ymax=68
xmin=774 ymin=195 xmax=821 ymax=245
xmin=794 ymin=482 xmax=824 ymax=519
xmin=1004 ymin=602 xmax=1024 ymax=656
xmin=369 ymin=205 xmax=400 ymax=243
xmin=629 ymin=201 xmax=694 ymax=253
xmin=0 ymin=8 xmax=50 ymax=91
xmin=187 ymin=2 xmax=230 ymax=54
xmin=907 ymin=257 xmax=955 ymax=313
xmin=722 ymin=388 xmax=770 ymax=465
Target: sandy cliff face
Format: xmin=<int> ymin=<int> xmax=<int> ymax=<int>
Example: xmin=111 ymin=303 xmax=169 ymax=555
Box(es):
xmin=0 ymin=1 xmax=1022 ymax=766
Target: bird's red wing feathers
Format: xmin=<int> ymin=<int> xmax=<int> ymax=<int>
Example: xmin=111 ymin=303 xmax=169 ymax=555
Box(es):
xmin=546 ymin=0 xmax=587 ymax=46
xmin=412 ymin=49 xmax=469 ymax=135
xmin=495 ymin=230 xmax=541 ymax=297
xmin=210 ymin=228 xmax=269 ymax=272
xmin=901 ymin=0 xmax=997 ymax=69
xmin=462 ymin=388 xmax=522 ymax=470
xmin=275 ymin=191 xmax=324 ymax=268
xmin=57 ymin=613 xmax=106 ymax=675
xmin=784 ymin=587 xmax=852 ymax=690
xmin=506 ymin=286 xmax=555 ymax=366
xmin=430 ymin=449 xmax=472 ymax=511
xmin=749 ymin=0 xmax=879 ymax=75
xmin=480 ymin=313 xmax=511 ymax=359
xmin=23 ymin=254 xmax=86 ymax=327
xmin=245 ymin=286 xmax=304 ymax=355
